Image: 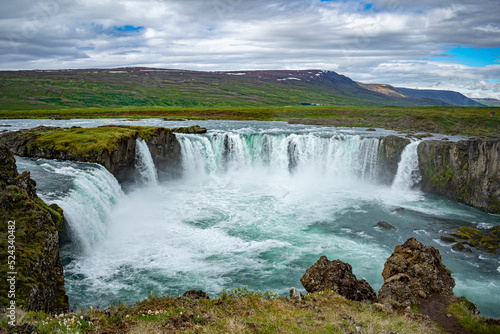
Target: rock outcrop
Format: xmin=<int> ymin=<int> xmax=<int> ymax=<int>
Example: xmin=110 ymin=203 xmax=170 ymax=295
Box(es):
xmin=417 ymin=138 xmax=500 ymax=214
xmin=300 ymin=256 xmax=376 ymax=303
xmin=442 ymin=226 xmax=500 ymax=254
xmin=378 ymin=238 xmax=455 ymax=307
xmin=0 ymin=125 xmax=182 ymax=183
xmin=172 ymin=125 xmax=207 ymax=134
xmin=0 ymin=146 xmax=68 ymax=311
xmin=378 ymin=135 xmax=410 ymax=184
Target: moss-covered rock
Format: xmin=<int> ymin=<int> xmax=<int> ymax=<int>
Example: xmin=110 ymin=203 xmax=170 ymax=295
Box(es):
xmin=440 ymin=236 xmax=456 ymax=243
xmin=444 ymin=225 xmax=500 ymax=254
xmin=0 ymin=146 xmax=68 ymax=311
xmin=417 ymin=139 xmax=500 ymax=214
xmin=0 ymin=125 xmax=183 ymax=183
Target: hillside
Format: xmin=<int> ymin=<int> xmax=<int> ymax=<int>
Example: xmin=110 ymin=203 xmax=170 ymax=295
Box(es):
xmin=0 ymin=68 xmax=460 ymax=110
xmin=473 ymin=98 xmax=500 ymax=107
xmin=395 ymin=87 xmax=484 ymax=107
xmin=359 ymin=83 xmax=482 ymax=107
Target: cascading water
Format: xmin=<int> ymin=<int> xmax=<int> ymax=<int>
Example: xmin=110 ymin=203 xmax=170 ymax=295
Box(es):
xmin=178 ymin=132 xmax=382 ymax=182
xmin=134 ymin=138 xmax=159 ymax=185
xmin=392 ymin=140 xmax=422 ymax=190
xmin=14 ymin=121 xmax=500 ymax=318
xmin=15 ymin=157 xmax=124 ymax=255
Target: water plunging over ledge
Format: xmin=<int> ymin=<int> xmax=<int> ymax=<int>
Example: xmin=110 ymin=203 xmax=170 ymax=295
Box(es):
xmin=12 ymin=120 xmax=500 ymax=318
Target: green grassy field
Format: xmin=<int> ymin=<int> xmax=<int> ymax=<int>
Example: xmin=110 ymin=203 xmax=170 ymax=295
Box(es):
xmin=1 ymin=105 xmax=499 ymax=137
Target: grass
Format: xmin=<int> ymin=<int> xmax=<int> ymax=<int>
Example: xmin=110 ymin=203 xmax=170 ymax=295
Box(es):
xmin=0 ymin=68 xmax=428 ymax=110
xmin=1 ymin=290 xmax=440 ymax=333
xmin=1 ymin=105 xmax=499 ymax=137
xmin=25 ymin=125 xmax=166 ymax=157
xmin=447 ymin=298 xmax=500 ymax=334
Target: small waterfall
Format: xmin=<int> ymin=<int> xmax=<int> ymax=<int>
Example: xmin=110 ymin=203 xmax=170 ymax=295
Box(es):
xmin=178 ymin=132 xmax=382 ymax=181
xmin=54 ymin=164 xmax=124 ymax=255
xmin=392 ymin=141 xmax=422 ymax=190
xmin=135 ymin=138 xmax=159 ymax=185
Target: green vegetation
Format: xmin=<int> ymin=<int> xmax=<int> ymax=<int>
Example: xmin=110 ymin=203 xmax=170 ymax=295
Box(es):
xmin=447 ymin=298 xmax=500 ymax=334
xmin=0 ymin=159 xmax=67 ymax=310
xmin=1 ymin=290 xmax=439 ymax=333
xmin=1 ymin=105 xmax=499 ymax=137
xmin=25 ymin=125 xmax=166 ymax=157
xmin=0 ymin=68 xmax=437 ymax=110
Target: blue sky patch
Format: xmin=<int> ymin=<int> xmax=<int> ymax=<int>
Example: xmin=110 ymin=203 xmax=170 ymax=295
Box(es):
xmin=114 ymin=25 xmax=143 ymax=34
xmin=433 ymin=47 xmax=500 ymax=67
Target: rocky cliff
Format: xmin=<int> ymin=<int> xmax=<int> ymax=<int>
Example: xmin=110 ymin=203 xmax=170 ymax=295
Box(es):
xmin=378 ymin=135 xmax=410 ymax=184
xmin=0 ymin=125 xmax=183 ymax=183
xmin=0 ymin=146 xmax=68 ymax=311
xmin=417 ymin=138 xmax=500 ymax=214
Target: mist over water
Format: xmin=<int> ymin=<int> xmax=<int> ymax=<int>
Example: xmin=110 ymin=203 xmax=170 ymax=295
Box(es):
xmin=13 ymin=120 xmax=500 ymax=318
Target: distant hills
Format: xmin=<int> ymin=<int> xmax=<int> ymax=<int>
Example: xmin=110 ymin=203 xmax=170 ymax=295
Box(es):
xmin=472 ymin=98 xmax=500 ymax=107
xmin=0 ymin=68 xmax=485 ymax=110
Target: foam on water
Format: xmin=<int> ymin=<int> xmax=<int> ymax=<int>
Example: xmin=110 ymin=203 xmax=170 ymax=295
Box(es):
xmin=134 ymin=138 xmax=159 ymax=186
xmin=14 ymin=123 xmax=500 ymax=318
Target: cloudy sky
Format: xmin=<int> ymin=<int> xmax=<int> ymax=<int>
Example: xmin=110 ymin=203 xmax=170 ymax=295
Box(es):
xmin=1 ymin=0 xmax=499 ymax=98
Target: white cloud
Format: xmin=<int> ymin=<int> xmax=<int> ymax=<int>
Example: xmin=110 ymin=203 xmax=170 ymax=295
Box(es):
xmin=0 ymin=0 xmax=499 ymax=98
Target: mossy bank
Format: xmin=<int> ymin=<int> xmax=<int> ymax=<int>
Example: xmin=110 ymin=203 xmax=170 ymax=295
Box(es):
xmin=0 ymin=146 xmax=68 ymax=312
xmin=0 ymin=125 xmax=201 ymax=182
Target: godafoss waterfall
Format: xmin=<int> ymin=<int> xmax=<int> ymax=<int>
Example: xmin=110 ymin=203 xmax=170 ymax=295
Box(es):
xmin=6 ymin=119 xmax=499 ymax=318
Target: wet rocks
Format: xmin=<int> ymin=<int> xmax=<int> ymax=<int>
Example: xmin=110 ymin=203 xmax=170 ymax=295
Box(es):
xmin=300 ymin=256 xmax=376 ymax=303
xmin=377 ymin=221 xmax=395 ymax=230
xmin=445 ymin=226 xmax=500 ymax=254
xmin=378 ymin=238 xmax=455 ymax=307
xmin=0 ymin=146 xmax=68 ymax=311
xmin=378 ymin=135 xmax=411 ymax=184
xmin=172 ymin=125 xmax=207 ymax=134
xmin=417 ymin=138 xmax=500 ymax=214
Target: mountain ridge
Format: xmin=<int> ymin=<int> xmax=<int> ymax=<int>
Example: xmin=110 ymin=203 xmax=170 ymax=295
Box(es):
xmin=0 ymin=67 xmax=482 ymax=109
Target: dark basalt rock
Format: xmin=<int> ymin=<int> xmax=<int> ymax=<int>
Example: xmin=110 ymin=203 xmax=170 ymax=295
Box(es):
xmin=378 ymin=238 xmax=455 ymax=307
xmin=0 ymin=126 xmax=182 ymax=183
xmin=172 ymin=125 xmax=207 ymax=134
xmin=378 ymin=135 xmax=411 ymax=184
xmin=0 ymin=146 xmax=68 ymax=311
xmin=300 ymin=256 xmax=376 ymax=303
xmin=377 ymin=221 xmax=395 ymax=230
xmin=446 ymin=226 xmax=500 ymax=254
xmin=417 ymin=139 xmax=500 ymax=214
xmin=182 ymin=290 xmax=210 ymax=300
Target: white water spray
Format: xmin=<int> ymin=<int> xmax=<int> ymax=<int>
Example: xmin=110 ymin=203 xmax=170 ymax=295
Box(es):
xmin=178 ymin=132 xmax=382 ymax=181
xmin=53 ymin=164 xmax=124 ymax=255
xmin=135 ymin=138 xmax=159 ymax=185
xmin=392 ymin=140 xmax=422 ymax=190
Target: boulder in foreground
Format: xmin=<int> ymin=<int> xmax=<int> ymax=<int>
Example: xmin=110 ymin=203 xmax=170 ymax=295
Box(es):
xmin=300 ymin=256 xmax=376 ymax=303
xmin=378 ymin=237 xmax=455 ymax=306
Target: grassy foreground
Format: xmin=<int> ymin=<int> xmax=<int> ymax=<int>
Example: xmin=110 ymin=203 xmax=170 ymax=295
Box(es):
xmin=1 ymin=105 xmax=499 ymax=137
xmin=2 ymin=290 xmax=441 ymax=334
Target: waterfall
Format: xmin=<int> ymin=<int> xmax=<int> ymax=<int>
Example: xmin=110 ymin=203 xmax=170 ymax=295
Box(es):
xmin=392 ymin=140 xmax=422 ymax=190
xmin=53 ymin=164 xmax=124 ymax=255
xmin=178 ymin=132 xmax=382 ymax=181
xmin=135 ymin=138 xmax=159 ymax=186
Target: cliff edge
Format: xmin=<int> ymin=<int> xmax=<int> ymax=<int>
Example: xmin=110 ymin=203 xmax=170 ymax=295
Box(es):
xmin=418 ymin=138 xmax=500 ymax=214
xmin=0 ymin=146 xmax=68 ymax=312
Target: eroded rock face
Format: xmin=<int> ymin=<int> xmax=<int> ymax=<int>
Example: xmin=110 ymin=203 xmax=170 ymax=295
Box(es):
xmin=418 ymin=139 xmax=500 ymax=214
xmin=378 ymin=135 xmax=411 ymax=184
xmin=0 ymin=146 xmax=68 ymax=311
xmin=0 ymin=126 xmax=182 ymax=183
xmin=378 ymin=238 xmax=455 ymax=306
xmin=300 ymin=256 xmax=376 ymax=303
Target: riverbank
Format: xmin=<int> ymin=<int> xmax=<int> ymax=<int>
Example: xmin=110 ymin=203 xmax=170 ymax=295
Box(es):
xmin=1 ymin=105 xmax=499 ymax=137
